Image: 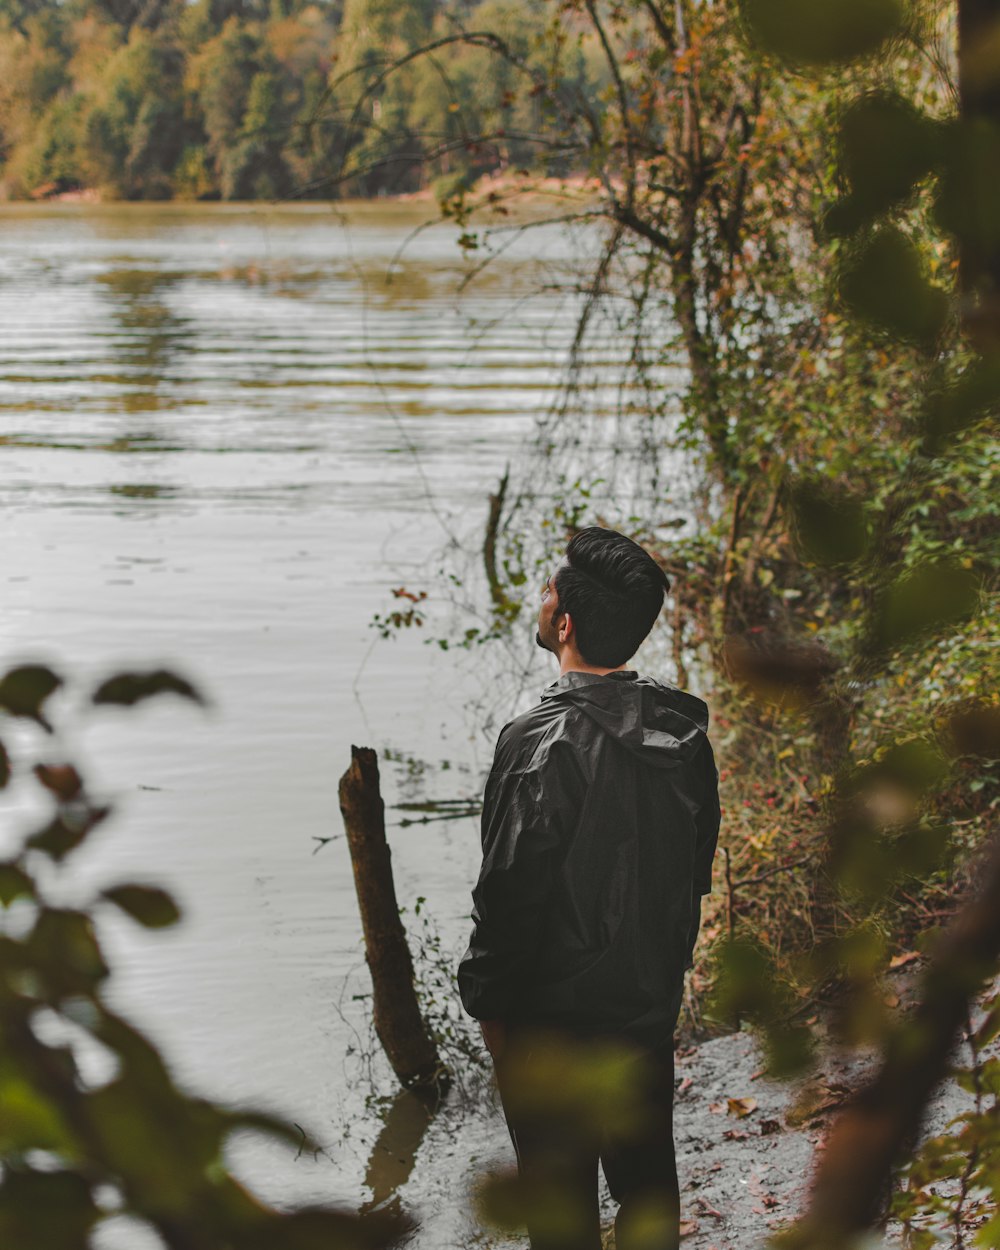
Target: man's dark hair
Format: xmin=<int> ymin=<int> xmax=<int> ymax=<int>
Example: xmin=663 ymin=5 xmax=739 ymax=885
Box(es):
xmin=555 ymin=527 xmax=670 ymax=667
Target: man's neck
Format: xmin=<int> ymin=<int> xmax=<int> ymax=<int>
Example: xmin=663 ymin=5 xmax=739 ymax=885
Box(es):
xmin=558 ymin=653 xmax=629 ymax=678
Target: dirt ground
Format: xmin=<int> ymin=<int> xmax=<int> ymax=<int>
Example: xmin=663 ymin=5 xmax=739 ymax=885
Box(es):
xmin=393 ymin=973 xmax=999 ymax=1250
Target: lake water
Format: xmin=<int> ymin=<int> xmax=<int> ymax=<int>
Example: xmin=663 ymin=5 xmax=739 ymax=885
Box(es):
xmin=0 ymin=201 xmax=656 ymax=1241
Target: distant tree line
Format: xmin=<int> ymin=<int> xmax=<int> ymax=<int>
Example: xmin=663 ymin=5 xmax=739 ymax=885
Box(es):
xmin=0 ymin=0 xmax=599 ymax=199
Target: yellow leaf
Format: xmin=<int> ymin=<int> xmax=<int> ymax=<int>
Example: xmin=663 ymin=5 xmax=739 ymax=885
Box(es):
xmin=888 ymin=951 xmax=920 ymax=969
xmin=727 ymin=1096 xmax=758 ymax=1118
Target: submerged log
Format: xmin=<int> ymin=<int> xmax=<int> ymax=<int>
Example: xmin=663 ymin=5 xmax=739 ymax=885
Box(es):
xmin=339 ymin=745 xmax=445 ymax=1091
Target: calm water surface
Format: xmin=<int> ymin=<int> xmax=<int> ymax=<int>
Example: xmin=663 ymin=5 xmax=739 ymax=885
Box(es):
xmin=0 ymin=202 xmax=627 ymax=1238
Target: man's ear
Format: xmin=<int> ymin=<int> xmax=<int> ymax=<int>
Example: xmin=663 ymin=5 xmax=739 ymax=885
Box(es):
xmin=558 ymin=611 xmax=573 ymax=643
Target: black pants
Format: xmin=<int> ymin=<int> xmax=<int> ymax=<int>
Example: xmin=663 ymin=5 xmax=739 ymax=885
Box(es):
xmin=493 ymin=1030 xmax=679 ymax=1250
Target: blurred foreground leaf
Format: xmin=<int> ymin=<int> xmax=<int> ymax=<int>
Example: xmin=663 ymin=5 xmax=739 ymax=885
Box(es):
xmin=872 ymin=560 xmax=981 ymax=650
xmin=0 ymin=664 xmax=62 ymax=730
xmin=724 ymin=634 xmax=840 ymax=705
xmin=92 ymin=669 xmax=206 ymax=708
xmin=27 ymin=909 xmax=109 ymax=998
xmin=741 ymin=0 xmax=904 ymax=65
xmin=34 ymin=763 xmax=83 ymax=801
xmin=788 ymin=480 xmax=870 ymax=566
xmin=941 ymin=699 xmax=1000 ymax=759
xmin=0 ymin=1169 xmax=99 ymax=1250
xmin=0 ymin=862 xmax=33 ymax=907
xmin=920 ymin=355 xmax=1000 ymax=449
xmin=102 ymin=884 xmax=182 ymax=929
xmin=840 ymin=228 xmax=949 ymax=347
xmin=709 ymin=938 xmax=813 ymax=1077
xmin=827 ymin=92 xmax=939 ymax=236
xmin=27 ymin=807 xmax=110 ymax=864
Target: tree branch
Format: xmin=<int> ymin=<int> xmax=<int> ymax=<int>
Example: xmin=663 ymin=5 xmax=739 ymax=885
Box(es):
xmin=787 ymin=832 xmax=1000 ymax=1247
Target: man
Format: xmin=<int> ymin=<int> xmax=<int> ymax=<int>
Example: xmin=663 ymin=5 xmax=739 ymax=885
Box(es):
xmin=458 ymin=527 xmax=720 ymax=1250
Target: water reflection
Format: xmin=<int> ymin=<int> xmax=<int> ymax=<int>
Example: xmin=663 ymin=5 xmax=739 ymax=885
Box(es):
xmin=360 ymin=1087 xmax=438 ymax=1222
xmin=0 ymin=204 xmax=620 ymax=1231
xmin=96 ymin=268 xmax=191 ymax=423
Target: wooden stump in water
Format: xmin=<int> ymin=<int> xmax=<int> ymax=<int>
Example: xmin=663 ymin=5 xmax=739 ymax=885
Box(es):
xmin=339 ymin=745 xmax=445 ymax=1091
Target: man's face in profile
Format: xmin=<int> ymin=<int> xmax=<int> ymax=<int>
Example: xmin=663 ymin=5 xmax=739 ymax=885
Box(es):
xmin=536 ymin=564 xmax=563 ymax=654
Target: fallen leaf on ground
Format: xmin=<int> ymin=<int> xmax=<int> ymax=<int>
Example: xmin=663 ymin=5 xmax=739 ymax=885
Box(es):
xmin=759 ymin=1118 xmax=781 ymax=1135
xmin=785 ymin=1080 xmax=849 ymax=1127
xmin=708 ymin=1101 xmax=725 ymax=1114
xmin=679 ymin=1218 xmax=699 ymax=1236
xmin=722 ymin=1128 xmax=748 ymax=1141
xmin=889 ymin=950 xmax=920 ymax=969
xmin=694 ymin=1196 xmax=724 ymax=1219
xmin=727 ymin=1096 xmax=758 ymax=1118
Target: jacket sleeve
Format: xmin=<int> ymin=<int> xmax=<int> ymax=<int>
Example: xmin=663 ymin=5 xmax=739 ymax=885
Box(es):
xmin=693 ymin=736 xmax=721 ymax=896
xmin=685 ymin=735 xmax=721 ymax=970
xmin=457 ymin=728 xmax=585 ymax=1021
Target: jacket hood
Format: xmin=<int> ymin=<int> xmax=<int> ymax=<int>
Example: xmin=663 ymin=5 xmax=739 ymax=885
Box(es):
xmin=540 ymin=670 xmax=708 ymax=767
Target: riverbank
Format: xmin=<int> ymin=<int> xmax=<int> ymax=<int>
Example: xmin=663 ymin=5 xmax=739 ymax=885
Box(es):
xmin=21 ymin=169 xmax=607 ymax=215
xmin=388 ymin=968 xmax=998 ymax=1249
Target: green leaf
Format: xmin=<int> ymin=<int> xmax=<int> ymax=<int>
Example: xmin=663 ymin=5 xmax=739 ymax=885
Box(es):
xmin=225 ymin=1108 xmax=306 ymax=1152
xmin=27 ymin=807 xmax=110 ymax=863
xmin=827 ymin=93 xmax=939 ymax=235
xmin=975 ymin=1210 xmax=1000 ymax=1247
xmin=91 ymin=669 xmax=206 ymax=709
xmin=0 ymin=862 xmax=33 ymax=907
xmin=102 ymin=884 xmax=181 ymax=929
xmin=975 ymin=1055 xmax=1000 ymax=1097
xmin=0 ymin=1065 xmax=76 ymax=1155
xmin=974 ymin=994 xmax=1000 ymax=1047
xmin=872 ymin=560 xmax=981 ymax=649
xmin=788 ymin=479 xmax=870 ymax=566
xmin=861 ymin=740 xmax=950 ymax=798
xmin=840 ymin=228 xmax=949 ymax=347
xmin=0 ymin=1169 xmax=98 ymax=1249
xmin=740 ymin=0 xmax=904 ymax=65
xmin=921 ymin=356 xmax=1000 ymax=451
xmin=0 ymin=665 xmax=63 ymax=731
xmin=892 ymin=822 xmax=952 ymax=879
xmin=28 ymin=909 xmax=109 ymax=998
xmin=85 ymin=1078 xmax=220 ymax=1218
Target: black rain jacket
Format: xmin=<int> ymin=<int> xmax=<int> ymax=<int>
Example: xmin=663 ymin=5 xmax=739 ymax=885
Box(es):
xmin=457 ymin=670 xmax=720 ymax=1046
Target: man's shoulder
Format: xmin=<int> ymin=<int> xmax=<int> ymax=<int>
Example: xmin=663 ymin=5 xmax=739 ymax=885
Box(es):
xmin=493 ymin=698 xmax=589 ymax=769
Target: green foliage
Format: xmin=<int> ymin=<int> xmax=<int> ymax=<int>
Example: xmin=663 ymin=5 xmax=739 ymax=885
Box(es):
xmin=892 ymin=994 xmax=1000 ymax=1247
xmin=0 ymin=0 xmax=594 ymax=200
xmin=0 ymin=660 xmax=400 ymax=1250
xmin=92 ymin=666 xmax=206 ymax=707
xmin=0 ymin=663 xmax=62 ymax=728
xmin=409 ymin=7 xmax=998 ymax=1239
xmin=740 ymin=0 xmax=904 ymax=66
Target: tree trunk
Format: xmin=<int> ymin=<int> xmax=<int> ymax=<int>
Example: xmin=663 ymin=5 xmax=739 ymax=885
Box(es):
xmin=957 ymin=0 xmax=1000 ymax=341
xmin=339 ymin=746 xmax=445 ymax=1090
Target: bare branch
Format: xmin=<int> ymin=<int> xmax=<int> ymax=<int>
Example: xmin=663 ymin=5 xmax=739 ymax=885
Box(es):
xmin=584 ymin=0 xmax=637 ymax=207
